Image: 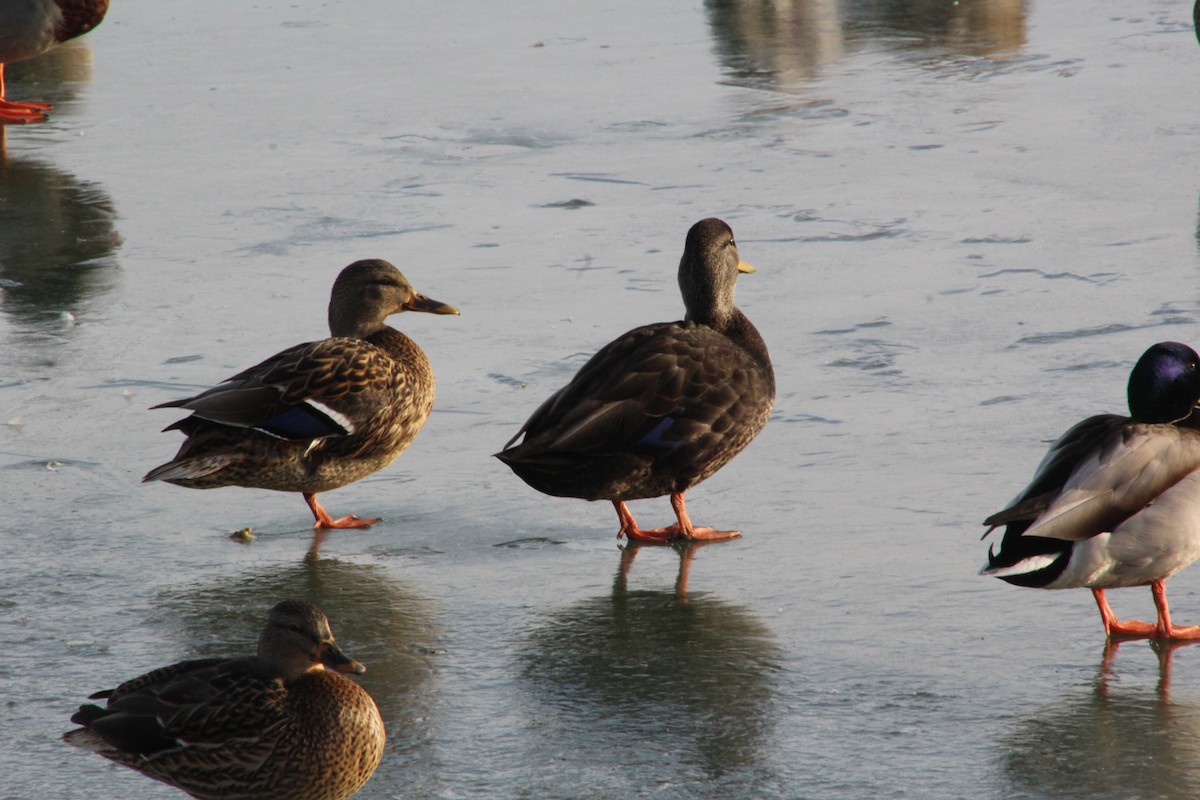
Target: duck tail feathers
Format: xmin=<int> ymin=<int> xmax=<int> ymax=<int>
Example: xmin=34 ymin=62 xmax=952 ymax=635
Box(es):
xmin=142 ymin=455 xmax=234 ymax=483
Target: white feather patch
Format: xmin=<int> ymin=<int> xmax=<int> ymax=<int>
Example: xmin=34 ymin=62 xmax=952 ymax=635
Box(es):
xmin=306 ymin=399 xmax=355 ymax=436
xmin=979 ymin=552 xmax=1060 ymax=578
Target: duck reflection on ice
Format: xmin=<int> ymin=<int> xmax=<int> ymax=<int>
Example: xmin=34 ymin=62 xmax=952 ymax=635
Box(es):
xmin=0 ymin=152 xmax=121 ymax=334
xmin=521 ymin=546 xmax=783 ymax=783
xmin=1000 ymin=639 xmax=1200 ymax=800
xmin=0 ymin=37 xmax=119 ymax=343
xmin=617 ymin=538 xmax=725 ymax=601
xmin=704 ymin=0 xmax=1028 ymax=91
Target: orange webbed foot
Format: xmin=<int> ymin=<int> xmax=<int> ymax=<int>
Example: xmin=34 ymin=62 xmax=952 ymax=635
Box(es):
xmin=613 ymin=497 xmax=742 ymax=544
xmin=304 ymin=492 xmax=380 ymax=531
xmin=1105 ymin=619 xmax=1159 ymax=639
xmin=622 ymin=523 xmax=683 ymax=544
xmin=314 ymin=514 xmax=381 ymax=530
xmin=0 ymin=100 xmax=51 ymax=124
xmin=1155 ymin=624 xmax=1200 ymax=641
xmin=684 ymin=526 xmax=742 ymax=542
xmin=620 ymin=522 xmax=741 ymax=544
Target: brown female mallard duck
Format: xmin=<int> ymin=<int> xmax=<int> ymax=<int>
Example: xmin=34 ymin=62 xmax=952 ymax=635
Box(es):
xmin=144 ymin=259 xmax=458 ymax=531
xmin=496 ymin=217 xmax=775 ymax=542
xmin=64 ymin=599 xmax=385 ymax=800
xmin=0 ymin=0 xmax=109 ymax=123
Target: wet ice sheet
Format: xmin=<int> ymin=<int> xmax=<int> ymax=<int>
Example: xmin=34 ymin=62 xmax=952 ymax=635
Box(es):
xmin=3 ymin=1 xmax=1200 ymax=798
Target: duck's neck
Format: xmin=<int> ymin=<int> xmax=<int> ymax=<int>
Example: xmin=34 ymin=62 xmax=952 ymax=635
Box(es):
xmin=329 ymin=307 xmax=391 ymax=339
xmin=706 ymin=307 xmax=774 ymax=379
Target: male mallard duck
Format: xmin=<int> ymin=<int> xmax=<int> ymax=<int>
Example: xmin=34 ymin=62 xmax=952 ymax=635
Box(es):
xmin=144 ymin=259 xmax=458 ymax=531
xmin=64 ymin=599 xmax=385 ymax=800
xmin=0 ymin=0 xmax=108 ymax=123
xmin=496 ymin=217 xmax=775 ymax=542
xmin=982 ymin=341 xmax=1200 ymax=640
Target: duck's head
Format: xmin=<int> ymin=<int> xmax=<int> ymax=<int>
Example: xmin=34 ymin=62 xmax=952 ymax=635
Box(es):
xmin=258 ymin=599 xmax=365 ymax=681
xmin=678 ymin=218 xmax=755 ymax=326
xmin=1127 ymin=341 xmax=1200 ymax=423
xmin=329 ymin=258 xmax=459 ymax=339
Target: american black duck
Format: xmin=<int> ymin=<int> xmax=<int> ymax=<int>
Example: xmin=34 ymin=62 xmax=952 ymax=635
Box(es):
xmin=497 ymin=217 xmax=774 ymax=543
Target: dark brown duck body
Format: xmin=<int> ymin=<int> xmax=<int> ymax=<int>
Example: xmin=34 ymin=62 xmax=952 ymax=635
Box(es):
xmin=64 ymin=600 xmax=385 ymax=800
xmin=496 ymin=218 xmax=774 ymax=542
xmin=498 ymin=315 xmax=773 ymax=500
xmin=144 ymin=259 xmax=458 ymax=531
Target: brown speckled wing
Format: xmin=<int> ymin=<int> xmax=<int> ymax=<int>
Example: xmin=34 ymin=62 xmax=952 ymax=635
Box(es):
xmin=163 ymin=338 xmax=399 ymax=438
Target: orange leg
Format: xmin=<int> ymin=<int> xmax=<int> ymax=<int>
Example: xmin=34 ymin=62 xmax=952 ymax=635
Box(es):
xmin=1093 ymin=584 xmax=1200 ymax=641
xmin=303 ymin=492 xmax=380 ymax=530
xmin=612 ymin=493 xmax=740 ymax=543
xmin=1093 ymin=588 xmax=1156 ymax=638
xmin=0 ymin=65 xmax=53 ymax=124
xmin=1150 ymin=580 xmax=1200 ymax=641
